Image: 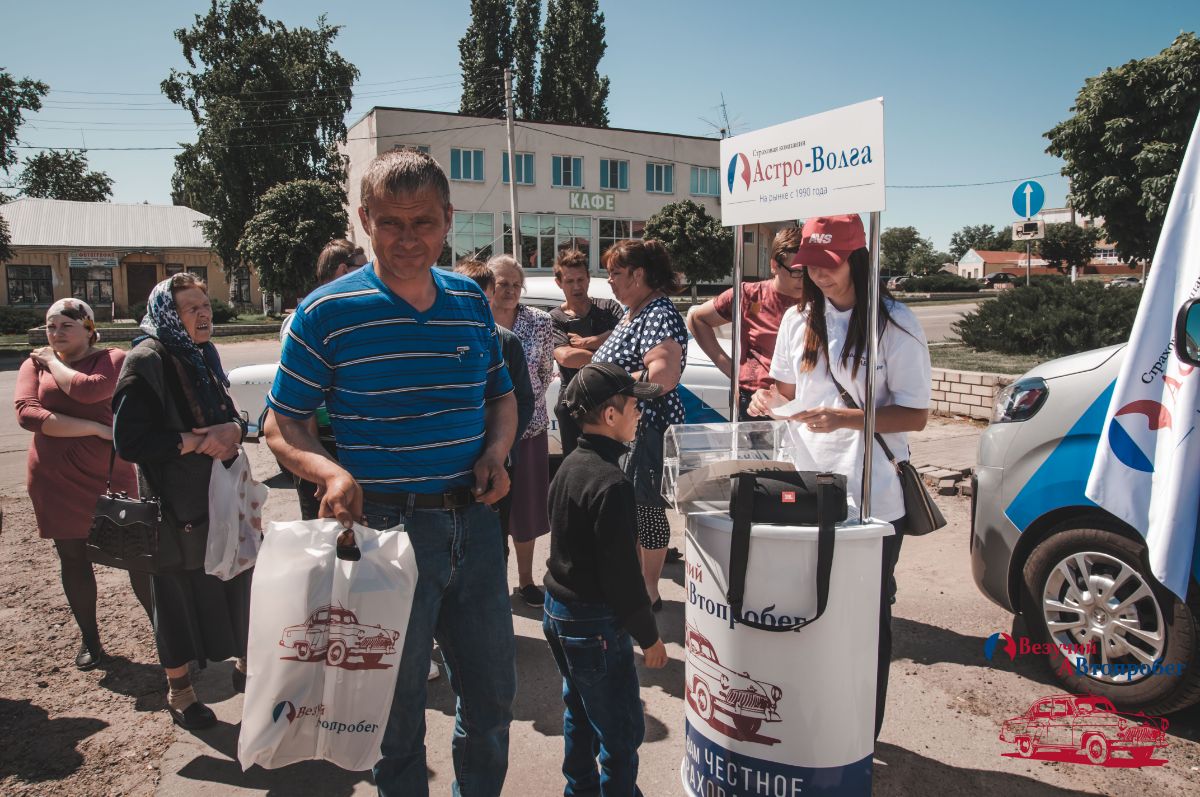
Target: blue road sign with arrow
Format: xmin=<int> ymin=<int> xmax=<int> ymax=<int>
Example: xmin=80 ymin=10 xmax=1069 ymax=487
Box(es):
xmin=1012 ymin=180 xmax=1045 ymax=219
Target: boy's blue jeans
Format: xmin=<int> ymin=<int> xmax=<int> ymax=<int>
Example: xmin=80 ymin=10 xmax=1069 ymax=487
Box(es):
xmin=542 ymin=593 xmax=645 ymax=797
xmin=366 ymin=500 xmax=516 ymax=797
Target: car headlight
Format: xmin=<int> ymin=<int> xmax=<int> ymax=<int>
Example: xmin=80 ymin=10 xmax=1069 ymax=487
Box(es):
xmin=771 ymin=686 xmax=782 ymax=701
xmin=991 ymin=377 xmax=1048 ymax=423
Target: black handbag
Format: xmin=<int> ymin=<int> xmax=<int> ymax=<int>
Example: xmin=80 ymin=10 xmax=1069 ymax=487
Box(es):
xmin=726 ymin=470 xmax=848 ymax=632
xmin=829 ymin=377 xmax=947 ymax=536
xmin=87 ymin=451 xmax=164 ymax=574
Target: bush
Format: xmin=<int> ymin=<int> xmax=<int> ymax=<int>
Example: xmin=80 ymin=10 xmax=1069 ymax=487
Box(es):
xmin=0 ymin=306 xmax=43 ymax=334
xmin=210 ymin=298 xmax=238 ymax=323
xmin=954 ymin=280 xmax=1141 ymax=357
xmin=128 ymin=302 xmax=147 ymax=322
xmin=903 ymin=273 xmax=980 ymax=293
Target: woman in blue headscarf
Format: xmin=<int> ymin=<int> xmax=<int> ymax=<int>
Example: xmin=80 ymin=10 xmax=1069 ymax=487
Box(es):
xmin=113 ymin=273 xmax=250 ymax=730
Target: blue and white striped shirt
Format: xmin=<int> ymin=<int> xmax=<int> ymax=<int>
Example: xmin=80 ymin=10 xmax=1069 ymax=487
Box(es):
xmin=267 ymin=265 xmax=514 ymax=493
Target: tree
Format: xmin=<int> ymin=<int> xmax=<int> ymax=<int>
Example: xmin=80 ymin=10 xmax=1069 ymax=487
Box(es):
xmin=643 ymin=200 xmax=733 ymax=297
xmin=458 ymin=0 xmax=512 ymax=118
xmin=1039 ymin=222 xmax=1100 ymax=273
xmin=0 ymin=215 xmax=12 ymax=263
xmin=1045 ymin=32 xmax=1200 ymax=263
xmin=511 ymin=0 xmax=540 ymax=119
xmin=878 ymin=226 xmax=922 ymax=274
xmin=0 ymin=69 xmax=48 ymax=174
xmin=162 ymin=0 xmax=358 ymax=304
xmin=536 ymin=0 xmax=610 ymax=126
xmin=237 ymin=179 xmax=348 ymax=297
xmin=949 ymin=224 xmax=997 ymax=261
xmin=17 ymin=150 xmax=113 ymax=201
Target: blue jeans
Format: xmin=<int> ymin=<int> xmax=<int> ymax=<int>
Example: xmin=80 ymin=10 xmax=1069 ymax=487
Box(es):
xmin=367 ymin=500 xmax=516 ymax=797
xmin=542 ymin=593 xmax=645 ymax=797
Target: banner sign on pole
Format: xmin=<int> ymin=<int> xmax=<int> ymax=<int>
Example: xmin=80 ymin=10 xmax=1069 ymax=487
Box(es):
xmin=719 ymin=98 xmax=885 ymax=227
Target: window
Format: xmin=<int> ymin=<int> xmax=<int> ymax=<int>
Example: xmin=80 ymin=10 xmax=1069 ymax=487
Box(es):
xmin=6 ymin=265 xmax=53 ymax=305
xmin=453 ymin=211 xmax=496 ymax=261
xmin=598 ymin=218 xmax=645 ymax=259
xmin=691 ymin=166 xmax=720 ymax=196
xmin=646 ymin=162 xmax=674 ymax=194
xmin=600 ymin=159 xmax=629 ymax=191
xmin=743 ymin=230 xmax=755 ymax=244
xmin=502 ymin=152 xmax=535 ymax=185
xmin=166 ymin=264 xmax=209 ymax=283
xmin=234 ymin=267 xmax=251 ymax=304
xmin=70 ymin=266 xmax=114 ymax=307
xmin=503 ymin=213 xmax=592 ymax=270
xmin=393 ymin=144 xmax=431 ymax=154
xmin=552 ymin=155 xmax=583 ymax=188
xmin=450 ymin=148 xmax=485 ymax=182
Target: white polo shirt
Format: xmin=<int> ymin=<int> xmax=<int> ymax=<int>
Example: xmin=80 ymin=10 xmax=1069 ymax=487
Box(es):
xmin=769 ymin=298 xmax=931 ymax=523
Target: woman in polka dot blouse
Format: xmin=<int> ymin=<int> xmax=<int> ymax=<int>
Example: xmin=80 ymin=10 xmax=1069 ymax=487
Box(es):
xmin=592 ymin=239 xmax=687 ymax=610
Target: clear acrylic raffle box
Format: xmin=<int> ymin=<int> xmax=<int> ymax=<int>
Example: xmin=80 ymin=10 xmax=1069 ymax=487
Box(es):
xmin=665 ymin=422 xmax=890 ymax=797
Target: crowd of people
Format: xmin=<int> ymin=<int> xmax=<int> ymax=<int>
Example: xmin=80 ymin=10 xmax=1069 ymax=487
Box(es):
xmin=14 ymin=147 xmax=931 ymax=796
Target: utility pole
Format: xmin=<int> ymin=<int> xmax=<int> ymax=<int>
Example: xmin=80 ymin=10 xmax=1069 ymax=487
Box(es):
xmin=503 ymin=69 xmax=521 ymax=262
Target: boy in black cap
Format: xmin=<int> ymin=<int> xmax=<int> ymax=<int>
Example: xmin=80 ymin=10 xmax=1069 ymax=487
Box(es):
xmin=544 ymin=362 xmax=668 ymax=796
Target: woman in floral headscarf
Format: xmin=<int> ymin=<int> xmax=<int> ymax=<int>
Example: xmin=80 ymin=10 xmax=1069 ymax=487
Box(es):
xmin=113 ymin=273 xmax=250 ymax=730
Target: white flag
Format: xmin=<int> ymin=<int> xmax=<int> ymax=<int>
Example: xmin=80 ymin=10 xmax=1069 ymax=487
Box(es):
xmin=1085 ymin=110 xmax=1200 ymax=599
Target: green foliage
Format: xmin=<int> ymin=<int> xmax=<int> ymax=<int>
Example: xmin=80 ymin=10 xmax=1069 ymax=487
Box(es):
xmin=16 ymin=150 xmax=113 ymax=201
xmin=536 ymin=0 xmax=610 ymax=126
xmin=948 ymin=223 xmax=1021 ymax=261
xmin=954 ymin=280 xmax=1140 ymax=356
xmin=237 ymin=179 xmax=349 ymax=296
xmin=643 ymin=200 xmax=733 ymax=286
xmin=162 ymin=0 xmax=358 ymax=296
xmin=1045 ymin=32 xmax=1200 ymax=263
xmin=129 ymin=302 xmax=147 ymax=323
xmin=880 ymin=226 xmax=943 ymax=275
xmin=0 ymin=214 xmax=12 ymax=262
xmin=210 ymin=297 xmax=238 ymax=323
xmin=1039 ymin=222 xmax=1100 ymax=273
xmin=458 ymin=0 xmax=512 ymax=118
xmin=511 ymin=0 xmax=540 ymax=119
xmin=0 ymin=69 xmax=48 ymax=174
xmin=903 ymin=273 xmax=980 ymax=293
xmin=0 ymin=306 xmax=42 ymax=334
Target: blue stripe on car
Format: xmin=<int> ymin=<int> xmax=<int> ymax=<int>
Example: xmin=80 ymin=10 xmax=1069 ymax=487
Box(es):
xmin=1004 ymin=379 xmax=1115 ymax=532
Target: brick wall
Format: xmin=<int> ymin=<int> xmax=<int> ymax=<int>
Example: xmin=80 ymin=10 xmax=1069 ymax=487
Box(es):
xmin=929 ymin=368 xmax=1014 ymax=420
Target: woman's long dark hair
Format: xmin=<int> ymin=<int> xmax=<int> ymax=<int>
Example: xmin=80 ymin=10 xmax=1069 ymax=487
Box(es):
xmin=799 ymin=248 xmax=899 ymax=377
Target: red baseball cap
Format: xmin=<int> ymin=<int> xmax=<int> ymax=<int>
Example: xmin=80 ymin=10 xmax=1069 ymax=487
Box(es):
xmin=789 ymin=215 xmax=867 ymax=269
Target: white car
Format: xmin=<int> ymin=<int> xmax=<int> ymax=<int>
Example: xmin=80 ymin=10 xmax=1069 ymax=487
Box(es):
xmin=226 ymin=273 xmax=733 ymax=455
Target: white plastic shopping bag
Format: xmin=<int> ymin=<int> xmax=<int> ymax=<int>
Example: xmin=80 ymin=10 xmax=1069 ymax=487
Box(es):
xmin=238 ymin=519 xmax=417 ymax=772
xmin=205 ymin=449 xmax=269 ymax=580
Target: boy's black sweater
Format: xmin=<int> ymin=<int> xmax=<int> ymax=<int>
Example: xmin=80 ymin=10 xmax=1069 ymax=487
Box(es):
xmin=544 ymin=433 xmax=659 ymax=648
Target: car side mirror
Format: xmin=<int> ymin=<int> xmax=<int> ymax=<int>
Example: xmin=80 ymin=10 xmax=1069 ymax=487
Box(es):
xmin=1176 ymin=298 xmax=1200 ymax=367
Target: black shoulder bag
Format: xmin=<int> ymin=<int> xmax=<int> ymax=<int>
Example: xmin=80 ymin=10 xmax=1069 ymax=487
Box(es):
xmin=87 ymin=450 xmax=164 ymax=574
xmin=829 ymin=376 xmax=947 ymax=536
xmin=726 ymin=471 xmax=848 ymax=632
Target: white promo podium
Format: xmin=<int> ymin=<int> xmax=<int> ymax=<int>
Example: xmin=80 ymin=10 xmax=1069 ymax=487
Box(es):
xmin=664 ymin=422 xmax=891 ymax=797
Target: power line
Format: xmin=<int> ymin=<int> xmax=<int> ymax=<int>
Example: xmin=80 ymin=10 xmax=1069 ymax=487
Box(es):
xmin=45 ymin=71 xmax=471 ymax=98
xmin=890 ymin=171 xmax=1059 ymax=189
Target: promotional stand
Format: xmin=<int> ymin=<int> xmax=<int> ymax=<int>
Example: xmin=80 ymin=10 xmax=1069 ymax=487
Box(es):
xmin=675 ymin=99 xmax=888 ymax=797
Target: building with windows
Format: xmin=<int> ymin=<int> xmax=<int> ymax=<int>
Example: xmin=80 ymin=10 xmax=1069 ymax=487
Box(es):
xmin=0 ymin=198 xmax=261 ymax=318
xmin=341 ymin=107 xmax=779 ymax=279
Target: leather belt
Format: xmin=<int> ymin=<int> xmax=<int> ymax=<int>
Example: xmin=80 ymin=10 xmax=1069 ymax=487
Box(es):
xmin=362 ymin=488 xmax=476 ymax=510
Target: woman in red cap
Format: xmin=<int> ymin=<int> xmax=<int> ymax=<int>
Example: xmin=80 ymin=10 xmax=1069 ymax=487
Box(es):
xmin=748 ymin=213 xmax=931 ymax=740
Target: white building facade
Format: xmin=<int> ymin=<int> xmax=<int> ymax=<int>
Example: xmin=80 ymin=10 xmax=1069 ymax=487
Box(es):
xmin=341 ymin=107 xmax=777 ymax=279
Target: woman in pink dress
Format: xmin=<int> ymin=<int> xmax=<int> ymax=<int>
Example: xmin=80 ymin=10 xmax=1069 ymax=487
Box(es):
xmin=13 ymin=299 xmax=151 ymax=670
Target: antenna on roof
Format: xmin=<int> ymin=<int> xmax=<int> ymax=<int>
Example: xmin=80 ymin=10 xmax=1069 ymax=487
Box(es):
xmin=699 ymin=93 xmax=744 ymax=139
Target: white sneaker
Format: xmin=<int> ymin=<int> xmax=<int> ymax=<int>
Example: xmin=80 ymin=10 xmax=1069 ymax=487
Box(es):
xmin=428 ymin=659 xmax=440 ymax=681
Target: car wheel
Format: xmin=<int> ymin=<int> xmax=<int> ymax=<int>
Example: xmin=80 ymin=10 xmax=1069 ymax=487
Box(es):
xmin=1016 ymin=737 xmax=1035 ymax=758
xmin=693 ymin=681 xmax=714 ymax=721
xmin=732 ymin=716 xmax=762 ymax=737
xmin=1083 ymin=734 xmax=1109 ymax=765
xmin=293 ymin=641 xmax=311 ymax=661
xmin=326 ymin=640 xmax=348 ymax=667
xmin=1021 ymin=524 xmax=1200 ymax=714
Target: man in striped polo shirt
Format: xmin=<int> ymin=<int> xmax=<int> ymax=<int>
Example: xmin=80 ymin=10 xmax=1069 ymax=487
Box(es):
xmin=265 ymin=149 xmax=518 ymax=797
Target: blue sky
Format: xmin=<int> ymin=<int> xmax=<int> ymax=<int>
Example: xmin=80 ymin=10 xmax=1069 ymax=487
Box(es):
xmin=4 ymin=0 xmax=1197 ymax=249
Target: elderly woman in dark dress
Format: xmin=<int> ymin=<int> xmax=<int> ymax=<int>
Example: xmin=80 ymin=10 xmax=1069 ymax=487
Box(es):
xmin=113 ymin=274 xmax=250 ymax=730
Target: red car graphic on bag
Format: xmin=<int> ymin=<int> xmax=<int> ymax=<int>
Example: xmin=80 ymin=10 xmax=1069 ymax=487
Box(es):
xmin=999 ymin=694 xmax=1168 ymax=766
xmin=279 ymin=604 xmax=400 ymax=669
xmin=685 ymin=625 xmax=782 ymax=743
